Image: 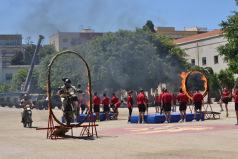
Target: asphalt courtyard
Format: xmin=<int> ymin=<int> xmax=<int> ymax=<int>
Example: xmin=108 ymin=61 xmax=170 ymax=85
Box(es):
xmin=0 ymin=103 xmax=238 ymax=159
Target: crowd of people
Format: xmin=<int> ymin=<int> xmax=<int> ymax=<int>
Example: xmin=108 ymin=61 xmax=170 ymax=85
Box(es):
xmin=137 ymin=88 xmax=203 ymax=123
xmin=55 ymin=77 xmax=238 ymax=125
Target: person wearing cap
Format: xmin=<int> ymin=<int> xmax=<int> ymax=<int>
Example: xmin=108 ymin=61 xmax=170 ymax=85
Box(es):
xmin=20 ymin=94 xmax=33 ymax=124
xmin=136 ymin=89 xmax=146 ymax=123
xmin=58 ymin=78 xmax=77 ymax=125
xmin=192 ymin=89 xmax=204 ymax=121
xmin=161 ymin=88 xmax=173 ymax=123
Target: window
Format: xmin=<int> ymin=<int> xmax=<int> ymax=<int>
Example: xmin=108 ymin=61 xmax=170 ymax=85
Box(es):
xmin=202 ymin=57 xmax=206 ymax=65
xmin=191 ymin=59 xmax=195 ymax=65
xmin=214 ymin=55 xmax=219 ymax=64
xmin=5 ymin=73 xmax=12 ymax=81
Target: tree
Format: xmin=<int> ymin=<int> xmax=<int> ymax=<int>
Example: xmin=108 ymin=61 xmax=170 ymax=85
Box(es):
xmin=219 ymin=0 xmax=238 ymax=73
xmin=143 ymin=20 xmax=156 ymax=33
xmin=38 ymin=29 xmax=188 ymax=93
xmin=11 ymin=68 xmax=40 ymax=92
xmin=11 ymin=44 xmax=56 ymax=65
xmin=217 ymin=69 xmax=235 ymax=90
xmin=11 ymin=69 xmax=28 ymax=91
xmin=0 ymin=84 xmax=10 ymax=93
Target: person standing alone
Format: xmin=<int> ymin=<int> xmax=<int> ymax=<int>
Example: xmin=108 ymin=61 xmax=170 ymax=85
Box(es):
xmin=127 ymin=90 xmax=134 ymax=123
xmin=137 ymin=89 xmax=146 ymax=124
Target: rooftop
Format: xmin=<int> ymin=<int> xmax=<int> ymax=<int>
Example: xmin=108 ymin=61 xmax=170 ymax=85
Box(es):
xmin=174 ymin=29 xmax=223 ymax=44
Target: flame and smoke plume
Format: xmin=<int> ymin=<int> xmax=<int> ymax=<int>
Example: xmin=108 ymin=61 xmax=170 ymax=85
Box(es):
xmin=180 ymin=71 xmax=208 ymax=99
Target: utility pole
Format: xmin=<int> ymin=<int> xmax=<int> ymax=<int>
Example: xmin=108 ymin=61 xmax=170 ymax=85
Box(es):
xmin=23 ymin=35 xmax=44 ymax=93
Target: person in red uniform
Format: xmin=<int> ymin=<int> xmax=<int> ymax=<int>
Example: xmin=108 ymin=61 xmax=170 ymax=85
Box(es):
xmin=114 ymin=100 xmax=122 ymax=120
xmin=137 ymin=89 xmax=146 ymax=123
xmin=177 ymin=88 xmax=189 ymax=122
xmin=93 ymin=92 xmax=101 ymax=121
xmin=221 ymin=88 xmax=230 ymax=117
xmin=192 ymin=89 xmax=204 ymax=121
xmin=154 ymin=92 xmax=160 ymax=113
xmin=162 ymin=88 xmax=173 ymax=123
xmin=102 ymin=93 xmax=110 ymax=120
xmin=127 ymin=90 xmax=134 ymax=123
xmin=111 ymin=93 xmax=119 ymax=112
xmin=233 ymin=89 xmax=238 ymax=125
xmin=159 ymin=88 xmax=165 ymax=114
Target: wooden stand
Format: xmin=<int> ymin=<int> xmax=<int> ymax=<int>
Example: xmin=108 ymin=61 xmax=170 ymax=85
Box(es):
xmin=37 ymin=112 xmax=98 ymax=140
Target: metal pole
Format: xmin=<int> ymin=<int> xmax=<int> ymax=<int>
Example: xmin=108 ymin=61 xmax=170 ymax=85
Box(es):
xmin=23 ymin=35 xmax=44 ymax=93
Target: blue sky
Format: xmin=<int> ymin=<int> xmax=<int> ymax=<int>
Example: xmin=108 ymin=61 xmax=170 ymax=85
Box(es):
xmin=0 ymin=0 xmax=237 ymax=43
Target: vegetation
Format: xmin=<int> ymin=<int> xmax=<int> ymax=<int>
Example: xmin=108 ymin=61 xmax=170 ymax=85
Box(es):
xmin=219 ymin=0 xmax=238 ymax=73
xmin=38 ymin=27 xmax=188 ymax=93
xmin=11 ymin=44 xmax=56 ymax=65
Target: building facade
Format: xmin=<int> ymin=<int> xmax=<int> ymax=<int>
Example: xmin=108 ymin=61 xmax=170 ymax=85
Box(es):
xmin=0 ymin=35 xmax=25 ymax=83
xmin=175 ymin=29 xmax=228 ymax=73
xmin=49 ymin=29 xmax=104 ymax=51
xmin=157 ymin=26 xmax=207 ymax=39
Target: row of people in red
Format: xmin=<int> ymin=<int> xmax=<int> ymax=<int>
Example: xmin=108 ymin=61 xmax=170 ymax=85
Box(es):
xmin=93 ymin=92 xmax=121 ymax=121
xmin=153 ymin=88 xmax=204 ymax=123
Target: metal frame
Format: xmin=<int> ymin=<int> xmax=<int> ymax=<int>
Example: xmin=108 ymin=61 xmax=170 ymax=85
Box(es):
xmin=43 ymin=50 xmax=97 ymax=139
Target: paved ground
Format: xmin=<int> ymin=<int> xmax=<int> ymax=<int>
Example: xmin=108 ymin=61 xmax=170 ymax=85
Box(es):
xmin=0 ymin=103 xmax=238 ymax=159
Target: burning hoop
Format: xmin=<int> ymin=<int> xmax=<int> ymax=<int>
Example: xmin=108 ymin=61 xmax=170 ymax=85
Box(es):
xmin=180 ymin=70 xmax=208 ymax=99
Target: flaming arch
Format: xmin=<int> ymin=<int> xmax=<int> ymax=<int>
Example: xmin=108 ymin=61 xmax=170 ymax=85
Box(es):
xmin=180 ymin=70 xmax=208 ymax=99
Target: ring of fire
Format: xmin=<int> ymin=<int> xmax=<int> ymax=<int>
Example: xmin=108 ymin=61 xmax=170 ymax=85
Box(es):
xmin=180 ymin=70 xmax=208 ymax=99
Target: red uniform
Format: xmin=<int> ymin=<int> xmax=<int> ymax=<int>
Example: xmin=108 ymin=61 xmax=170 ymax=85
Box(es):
xmin=193 ymin=92 xmax=203 ymax=103
xmin=137 ymin=92 xmax=145 ymax=105
xmin=159 ymin=93 xmax=164 ymax=103
xmin=115 ymin=101 xmax=121 ymax=108
xmin=233 ymin=92 xmax=238 ymax=103
xmin=155 ymin=95 xmax=161 ymax=104
xmin=111 ymin=95 xmax=119 ymax=105
xmin=162 ymin=92 xmax=173 ymax=104
xmin=93 ymin=95 xmax=101 ymax=106
xmin=177 ymin=93 xmax=189 ymax=104
xmin=127 ymin=95 xmax=133 ymax=108
xmin=102 ymin=97 xmax=110 ymax=106
xmin=137 ymin=92 xmax=146 ymax=113
xmin=222 ymin=90 xmax=230 ymax=100
xmin=233 ymin=91 xmax=238 ymax=111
